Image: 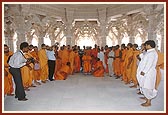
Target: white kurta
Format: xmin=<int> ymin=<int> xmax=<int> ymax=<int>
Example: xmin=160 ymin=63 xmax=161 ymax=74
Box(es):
xmin=97 ymin=51 xmax=106 ymax=69
xmin=107 ymin=50 xmax=114 ymax=76
xmin=136 ymin=48 xmax=158 ymax=99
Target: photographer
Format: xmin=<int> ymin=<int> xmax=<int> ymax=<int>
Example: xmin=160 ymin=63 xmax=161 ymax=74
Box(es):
xmin=8 ymin=42 xmax=31 ymax=101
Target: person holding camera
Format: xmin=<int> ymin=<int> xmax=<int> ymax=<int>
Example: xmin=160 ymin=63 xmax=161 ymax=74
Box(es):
xmin=8 ymin=42 xmax=31 ymax=101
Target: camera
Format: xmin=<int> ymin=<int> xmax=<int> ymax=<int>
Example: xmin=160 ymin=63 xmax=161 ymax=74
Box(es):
xmin=27 ymin=57 xmax=35 ymax=63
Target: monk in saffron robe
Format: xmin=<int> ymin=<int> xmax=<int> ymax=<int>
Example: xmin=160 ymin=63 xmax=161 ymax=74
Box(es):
xmin=124 ymin=43 xmax=133 ymax=84
xmin=27 ymin=45 xmax=36 ymax=87
xmin=30 ymin=46 xmax=41 ymax=85
xmin=74 ymin=50 xmax=81 ymax=73
xmin=61 ymin=46 xmax=69 ymax=66
xmin=54 ymin=48 xmax=62 ymax=77
xmin=21 ymin=52 xmax=34 ymax=90
xmin=114 ymin=45 xmax=121 ymax=79
xmin=82 ymin=52 xmax=92 ymax=74
xmin=4 ymin=69 xmax=10 ymax=96
xmin=91 ymin=44 xmax=98 ymax=66
xmin=55 ymin=62 xmax=70 ymax=80
xmin=155 ymin=51 xmax=164 ymax=90
xmin=130 ymin=44 xmax=140 ymax=88
xmin=92 ymin=58 xmax=104 ymax=77
xmin=4 ymin=44 xmax=14 ymax=96
xmin=69 ymin=49 xmax=76 ymax=75
xmin=120 ymin=44 xmax=127 ymax=80
xmin=38 ymin=44 xmax=48 ymax=83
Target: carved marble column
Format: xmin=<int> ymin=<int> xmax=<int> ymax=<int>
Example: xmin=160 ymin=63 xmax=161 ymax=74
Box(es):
xmin=16 ymin=29 xmax=26 ymax=51
xmin=64 ymin=8 xmax=74 ymax=46
xmin=118 ymin=35 xmax=122 ymax=46
xmin=147 ymin=14 xmax=157 ymax=44
xmin=145 ymin=5 xmax=158 ymax=45
xmin=38 ymin=32 xmax=45 ymax=48
xmin=127 ymin=15 xmax=135 ymax=44
xmin=98 ymin=8 xmax=107 ymax=47
xmin=100 ymin=24 xmax=107 ymax=47
xmin=129 ymin=36 xmax=135 ymax=44
xmin=14 ymin=15 xmax=27 ymax=51
xmin=49 ymin=32 xmax=56 ymax=46
xmin=65 ymin=23 xmax=72 ymax=46
xmin=4 ymin=34 xmax=14 ymax=52
xmin=160 ymin=30 xmax=164 ymax=53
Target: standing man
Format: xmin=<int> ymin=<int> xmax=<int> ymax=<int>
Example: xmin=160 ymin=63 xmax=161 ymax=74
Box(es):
xmin=137 ymin=40 xmax=158 ymax=107
xmin=107 ymin=47 xmax=115 ymax=77
xmin=38 ymin=44 xmax=48 ymax=83
xmin=4 ymin=44 xmax=14 ymax=96
xmin=8 ymin=42 xmax=31 ymax=101
xmin=97 ymin=48 xmax=106 ymax=70
xmin=46 ymin=46 xmax=56 ymax=81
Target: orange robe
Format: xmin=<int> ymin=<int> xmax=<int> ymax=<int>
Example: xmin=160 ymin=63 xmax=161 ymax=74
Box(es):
xmin=54 ymin=50 xmax=62 ymax=75
xmin=120 ymin=49 xmax=127 ymax=77
xmin=30 ymin=50 xmax=41 ymax=81
xmin=91 ymin=48 xmax=98 ymax=66
xmin=61 ymin=49 xmax=69 ymax=66
xmin=93 ymin=61 xmax=104 ymax=77
xmin=69 ymin=50 xmax=75 ymax=74
xmin=4 ymin=51 xmax=13 ymax=95
xmin=74 ymin=52 xmax=81 ymax=73
xmin=21 ymin=52 xmax=34 ymax=87
xmin=114 ymin=49 xmax=121 ymax=76
xmin=82 ymin=55 xmax=92 ymax=73
xmin=155 ymin=51 xmax=164 ymax=89
xmin=55 ymin=65 xmax=70 ymax=80
xmin=131 ymin=50 xmax=140 ymax=85
xmin=124 ymin=48 xmax=133 ymax=83
xmin=38 ymin=49 xmax=48 ymax=82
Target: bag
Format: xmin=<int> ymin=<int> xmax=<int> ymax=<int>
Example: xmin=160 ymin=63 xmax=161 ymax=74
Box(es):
xmin=34 ymin=63 xmax=40 ymax=70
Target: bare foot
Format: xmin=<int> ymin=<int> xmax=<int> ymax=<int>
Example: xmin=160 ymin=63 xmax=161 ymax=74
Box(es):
xmin=129 ymin=85 xmax=137 ymax=88
xmin=141 ymin=102 xmax=151 ymax=107
xmin=139 ymin=97 xmax=147 ymax=100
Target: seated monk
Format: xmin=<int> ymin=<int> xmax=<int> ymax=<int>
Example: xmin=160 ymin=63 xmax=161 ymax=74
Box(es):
xmin=92 ymin=58 xmax=105 ymax=77
xmin=54 ymin=62 xmax=70 ymax=80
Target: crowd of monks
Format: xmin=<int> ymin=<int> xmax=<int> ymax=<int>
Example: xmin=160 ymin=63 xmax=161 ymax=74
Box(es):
xmin=4 ymin=43 xmax=164 ymax=101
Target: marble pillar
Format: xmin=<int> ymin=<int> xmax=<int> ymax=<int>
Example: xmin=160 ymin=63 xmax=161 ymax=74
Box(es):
xmin=146 ymin=7 xmax=158 ymax=45
xmin=16 ymin=29 xmax=26 ymax=51
xmin=100 ymin=24 xmax=107 ymax=47
xmin=65 ymin=24 xmax=72 ymax=46
xmin=5 ymin=35 xmax=14 ymax=52
xmin=160 ymin=31 xmax=164 ymax=53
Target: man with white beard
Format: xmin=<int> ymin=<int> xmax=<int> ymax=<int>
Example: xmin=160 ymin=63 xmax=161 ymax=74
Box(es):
xmin=136 ymin=40 xmax=158 ymax=107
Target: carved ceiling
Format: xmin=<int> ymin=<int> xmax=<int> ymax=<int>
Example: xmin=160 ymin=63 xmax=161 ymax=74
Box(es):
xmin=3 ymin=3 xmax=165 ymax=52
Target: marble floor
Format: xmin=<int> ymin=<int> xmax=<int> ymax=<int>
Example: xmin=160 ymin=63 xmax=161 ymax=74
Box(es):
xmin=3 ymin=72 xmax=165 ymax=113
